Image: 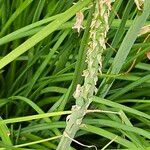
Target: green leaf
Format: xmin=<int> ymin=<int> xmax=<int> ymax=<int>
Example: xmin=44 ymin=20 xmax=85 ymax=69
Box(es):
xmin=92 ymin=96 xmax=150 ymax=120
xmin=0 ymin=117 xmax=12 ymax=146
xmin=81 ymin=124 xmax=137 ymax=148
xmin=0 ymin=111 xmax=71 ymax=124
xmin=0 ymin=0 xmax=91 ymax=70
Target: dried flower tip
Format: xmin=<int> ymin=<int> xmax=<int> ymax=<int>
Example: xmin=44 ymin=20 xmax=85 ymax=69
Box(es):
xmin=72 ymin=11 xmax=84 ymax=33
xmin=104 ymin=0 xmax=111 ymax=10
xmin=134 ymin=0 xmax=144 ymax=10
xmin=146 ymin=51 xmax=150 ymax=60
xmin=66 ymin=115 xmax=71 ymax=122
xmin=76 ymin=118 xmax=82 ymax=125
xmin=139 ymin=25 xmax=150 ymax=36
xmin=73 ymin=84 xmax=82 ymax=98
xmin=82 ymin=70 xmax=89 ymax=78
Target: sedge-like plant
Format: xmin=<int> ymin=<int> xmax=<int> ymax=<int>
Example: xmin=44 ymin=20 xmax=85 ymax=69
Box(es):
xmin=0 ymin=0 xmax=150 ymax=149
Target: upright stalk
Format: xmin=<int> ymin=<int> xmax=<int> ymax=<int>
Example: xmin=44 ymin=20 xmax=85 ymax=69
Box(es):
xmin=57 ymin=0 xmax=111 ymax=149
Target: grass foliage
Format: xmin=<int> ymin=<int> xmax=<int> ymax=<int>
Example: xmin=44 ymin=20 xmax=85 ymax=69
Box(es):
xmin=0 ymin=0 xmax=150 ymax=149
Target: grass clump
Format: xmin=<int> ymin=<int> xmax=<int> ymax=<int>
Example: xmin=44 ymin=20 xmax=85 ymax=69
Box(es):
xmin=0 ymin=0 xmax=150 ymax=149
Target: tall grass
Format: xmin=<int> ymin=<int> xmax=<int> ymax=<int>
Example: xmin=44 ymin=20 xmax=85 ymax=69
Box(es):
xmin=0 ymin=0 xmax=150 ymax=149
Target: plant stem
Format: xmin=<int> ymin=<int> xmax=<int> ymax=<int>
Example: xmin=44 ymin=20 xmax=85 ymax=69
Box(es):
xmin=57 ymin=1 xmax=111 ymax=149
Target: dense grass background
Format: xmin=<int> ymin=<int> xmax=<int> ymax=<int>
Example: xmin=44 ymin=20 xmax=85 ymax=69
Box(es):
xmin=0 ymin=0 xmax=150 ymax=149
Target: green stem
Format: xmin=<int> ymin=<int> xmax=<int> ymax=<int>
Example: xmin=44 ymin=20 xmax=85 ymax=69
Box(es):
xmin=57 ymin=0 xmax=110 ymax=149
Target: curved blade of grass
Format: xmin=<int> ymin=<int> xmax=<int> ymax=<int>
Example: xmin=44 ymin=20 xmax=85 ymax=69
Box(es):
xmin=108 ymin=74 xmax=150 ymax=100
xmin=117 ymin=99 xmax=150 ymax=103
xmin=0 ymin=0 xmax=91 ymax=70
xmin=7 ymin=96 xmax=51 ymax=123
xmin=41 ymin=87 xmax=67 ymax=94
xmin=0 ymin=111 xmax=71 ymax=124
xmin=92 ymin=96 xmax=150 ymax=120
xmin=37 ymin=96 xmax=60 ymax=107
xmin=98 ymin=73 xmax=150 ymax=83
xmin=39 ymin=73 xmax=74 ymax=82
xmin=14 ymin=135 xmax=61 ymax=148
xmin=0 ymin=99 xmax=7 ymax=107
xmin=86 ymin=119 xmax=150 ymax=139
xmin=0 ymin=133 xmax=54 ymax=149
xmin=119 ymin=89 xmax=150 ymax=100
xmin=81 ymin=124 xmax=137 ymax=148
xmin=0 ymin=117 xmax=12 ymax=146
xmin=17 ymin=122 xmax=65 ymax=134
xmin=85 ymin=117 xmax=147 ymax=148
xmin=4 ymin=96 xmax=61 ymax=136
xmin=18 ymin=133 xmax=57 ymax=149
xmin=0 ymin=14 xmax=60 ymax=45
xmin=135 ymin=63 xmax=150 ymax=71
xmin=118 ymin=110 xmax=146 ymax=148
